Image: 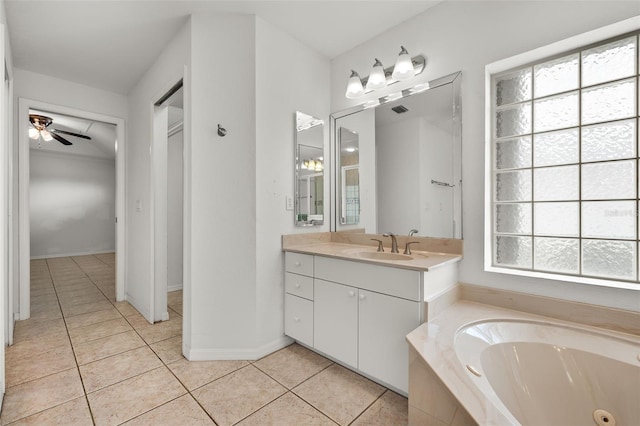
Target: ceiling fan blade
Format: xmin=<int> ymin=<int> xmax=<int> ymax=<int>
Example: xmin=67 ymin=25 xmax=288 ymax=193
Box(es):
xmin=50 ymin=132 xmax=73 ymax=146
xmin=52 ymin=129 xmax=92 ymax=140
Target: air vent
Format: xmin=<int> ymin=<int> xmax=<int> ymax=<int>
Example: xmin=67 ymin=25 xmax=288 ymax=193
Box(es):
xmin=391 ymin=105 xmax=409 ymax=114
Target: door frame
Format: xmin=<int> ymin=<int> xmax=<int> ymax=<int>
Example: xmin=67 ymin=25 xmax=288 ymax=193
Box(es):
xmin=18 ymin=98 xmax=126 ymax=319
xmin=0 ymin=21 xmax=13 ymax=402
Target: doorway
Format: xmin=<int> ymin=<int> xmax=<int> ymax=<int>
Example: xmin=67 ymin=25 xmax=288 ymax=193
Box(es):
xmin=17 ymin=99 xmax=126 ymax=320
xmin=151 ymin=80 xmax=184 ymax=323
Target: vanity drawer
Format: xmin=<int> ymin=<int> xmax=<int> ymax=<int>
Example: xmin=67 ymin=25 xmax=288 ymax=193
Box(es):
xmin=285 ymin=294 xmax=313 ymax=347
xmin=285 ymin=252 xmax=314 ymax=276
xmin=285 ymin=273 xmax=314 ymax=300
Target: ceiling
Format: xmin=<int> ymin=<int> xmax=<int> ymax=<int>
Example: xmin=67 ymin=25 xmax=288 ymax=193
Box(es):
xmin=5 ymin=1 xmax=440 ymax=94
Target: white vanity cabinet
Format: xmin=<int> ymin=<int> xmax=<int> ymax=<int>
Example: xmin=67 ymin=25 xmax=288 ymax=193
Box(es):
xmin=284 ymin=251 xmax=426 ymax=394
xmin=314 ymin=279 xmax=359 ymax=368
xmin=357 ymin=288 xmax=421 ymax=393
xmin=284 ymin=253 xmax=314 ymax=347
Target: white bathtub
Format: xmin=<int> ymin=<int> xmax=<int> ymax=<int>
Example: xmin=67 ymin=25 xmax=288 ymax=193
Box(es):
xmin=455 ymin=319 xmax=640 ymax=425
xmin=405 ymin=301 xmax=640 ymax=425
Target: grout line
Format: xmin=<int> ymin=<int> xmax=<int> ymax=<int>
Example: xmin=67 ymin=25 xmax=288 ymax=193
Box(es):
xmin=347 ymin=389 xmax=387 ymax=425
xmin=47 ymin=257 xmax=98 ymax=425
xmin=15 ymin=257 xmax=407 ymax=425
xmin=65 ymin=258 xmax=209 ymax=424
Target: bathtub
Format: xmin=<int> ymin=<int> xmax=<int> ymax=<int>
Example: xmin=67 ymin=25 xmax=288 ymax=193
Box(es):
xmin=455 ymin=319 xmax=640 ymax=425
xmin=405 ymin=301 xmax=640 ymax=426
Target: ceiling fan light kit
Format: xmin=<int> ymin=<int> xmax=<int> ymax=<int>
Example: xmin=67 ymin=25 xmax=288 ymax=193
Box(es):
xmin=28 ymin=113 xmax=92 ymax=146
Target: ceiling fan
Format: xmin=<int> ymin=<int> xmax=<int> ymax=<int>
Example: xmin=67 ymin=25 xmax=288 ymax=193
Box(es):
xmin=29 ymin=114 xmax=92 ymax=146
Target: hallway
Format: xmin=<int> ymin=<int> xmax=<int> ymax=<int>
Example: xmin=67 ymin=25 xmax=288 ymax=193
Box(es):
xmin=1 ymin=255 xmax=408 ymax=425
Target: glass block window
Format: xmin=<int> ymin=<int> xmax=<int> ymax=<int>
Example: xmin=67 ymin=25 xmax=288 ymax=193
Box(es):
xmin=490 ymin=32 xmax=639 ymax=284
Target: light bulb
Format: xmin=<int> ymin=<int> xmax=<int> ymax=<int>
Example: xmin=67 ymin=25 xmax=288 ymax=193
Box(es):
xmin=29 ymin=128 xmax=40 ymax=139
xmin=41 ymin=130 xmax=53 ymax=142
xmin=365 ymin=58 xmax=387 ymax=91
xmin=345 ymin=70 xmax=365 ymax=99
xmin=315 ymin=160 xmax=323 ymax=172
xmin=392 ymin=46 xmax=415 ymax=81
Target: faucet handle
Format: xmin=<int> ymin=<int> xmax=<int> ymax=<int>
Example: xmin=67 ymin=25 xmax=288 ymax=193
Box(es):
xmin=404 ymin=241 xmax=420 ymax=255
xmin=370 ymin=239 xmax=384 ymax=252
xmin=409 ymin=229 xmax=419 ymax=236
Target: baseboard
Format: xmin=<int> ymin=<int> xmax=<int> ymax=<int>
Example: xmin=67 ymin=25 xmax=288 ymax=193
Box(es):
xmin=168 ymin=284 xmax=183 ymax=292
xmin=185 ymin=335 xmax=293 ymax=361
xmin=30 ymin=250 xmax=115 ymax=260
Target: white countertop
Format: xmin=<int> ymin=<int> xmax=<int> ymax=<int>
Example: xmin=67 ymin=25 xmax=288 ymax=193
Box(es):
xmin=282 ymin=242 xmax=461 ymax=272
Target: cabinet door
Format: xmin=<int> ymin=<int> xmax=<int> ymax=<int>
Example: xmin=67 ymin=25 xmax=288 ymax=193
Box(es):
xmin=358 ymin=290 xmax=421 ymax=394
xmin=314 ymin=279 xmax=358 ymax=368
xmin=285 ymin=294 xmax=313 ymax=347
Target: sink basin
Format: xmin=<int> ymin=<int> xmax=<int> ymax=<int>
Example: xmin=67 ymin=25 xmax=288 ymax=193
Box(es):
xmin=358 ymin=251 xmax=414 ymax=261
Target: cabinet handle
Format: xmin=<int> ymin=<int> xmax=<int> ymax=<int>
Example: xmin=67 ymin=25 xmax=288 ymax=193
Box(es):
xmin=348 ymin=290 xmax=355 ymax=297
xmin=294 ymin=262 xmax=301 ymax=267
xmin=359 ymin=294 xmax=366 ymax=300
xmin=295 ymin=283 xmax=301 ymax=288
xmin=294 ymin=317 xmax=300 ymax=322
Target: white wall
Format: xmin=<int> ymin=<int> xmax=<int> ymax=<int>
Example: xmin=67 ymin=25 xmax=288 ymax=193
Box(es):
xmin=14 ymin=69 xmax=127 ymax=117
xmin=126 ymin=20 xmax=190 ymax=322
xmin=29 ymin=151 xmax=115 ymax=258
xmin=330 ymin=1 xmax=640 ymax=311
xmin=188 ymin=14 xmax=257 ymax=356
xmin=0 ymin=0 xmax=12 ymax=397
xmin=255 ymin=17 xmax=330 ymax=350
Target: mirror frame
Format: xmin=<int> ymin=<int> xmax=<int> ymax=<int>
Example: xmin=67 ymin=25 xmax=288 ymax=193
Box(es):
xmin=329 ymin=71 xmax=462 ymax=235
xmin=294 ymin=111 xmax=325 ymax=227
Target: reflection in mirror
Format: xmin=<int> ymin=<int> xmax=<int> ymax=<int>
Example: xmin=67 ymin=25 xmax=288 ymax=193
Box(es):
xmin=331 ymin=72 xmax=462 ymax=238
xmin=295 ymin=112 xmax=325 ymax=226
xmin=339 ymin=128 xmax=360 ymax=225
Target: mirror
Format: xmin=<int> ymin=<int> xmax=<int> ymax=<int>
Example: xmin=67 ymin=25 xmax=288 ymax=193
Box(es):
xmin=331 ymin=72 xmax=462 ymax=238
xmin=339 ymin=128 xmax=360 ymax=225
xmin=295 ymin=111 xmax=325 ymax=226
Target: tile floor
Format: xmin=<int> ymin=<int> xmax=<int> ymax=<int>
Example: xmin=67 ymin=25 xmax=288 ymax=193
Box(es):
xmin=1 ymin=255 xmax=409 ymax=425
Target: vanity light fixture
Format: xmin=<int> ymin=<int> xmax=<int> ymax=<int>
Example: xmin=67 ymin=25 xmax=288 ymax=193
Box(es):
xmin=391 ymin=46 xmax=415 ymax=80
xmin=345 ymin=70 xmax=365 ymax=99
xmin=344 ymin=47 xmax=426 ymax=99
xmin=365 ymin=58 xmax=387 ymax=91
xmin=302 ymin=159 xmax=324 ymax=172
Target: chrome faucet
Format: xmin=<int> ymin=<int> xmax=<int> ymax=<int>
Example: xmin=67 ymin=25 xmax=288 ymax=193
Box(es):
xmin=383 ymin=233 xmax=399 ymax=253
xmin=409 ymin=229 xmax=419 ymax=236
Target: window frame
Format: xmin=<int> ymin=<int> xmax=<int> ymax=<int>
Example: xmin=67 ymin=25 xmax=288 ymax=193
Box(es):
xmin=484 ymin=17 xmax=640 ymax=291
